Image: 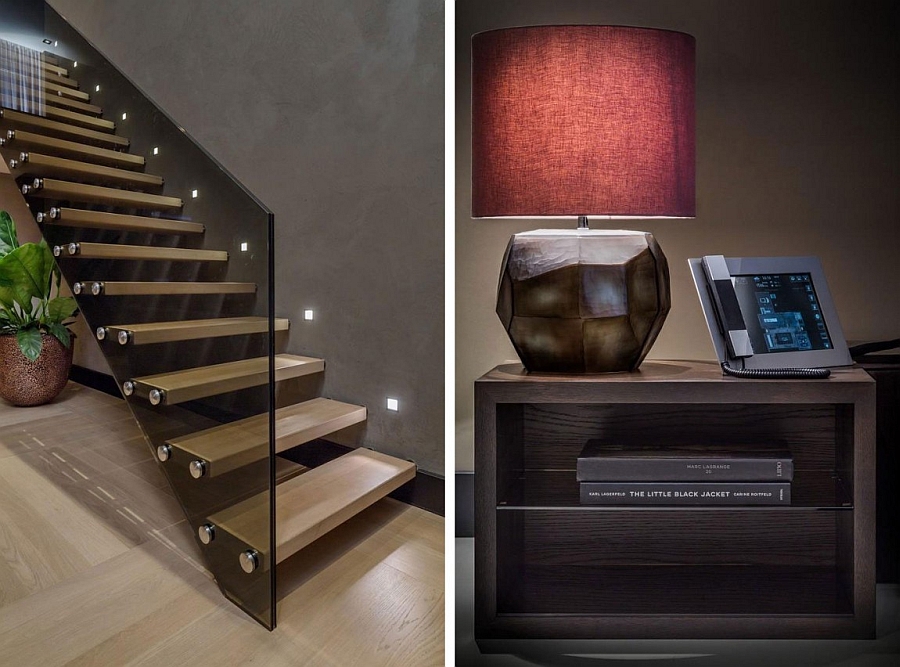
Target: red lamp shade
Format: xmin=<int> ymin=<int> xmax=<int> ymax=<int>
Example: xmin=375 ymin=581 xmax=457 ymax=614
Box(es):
xmin=472 ymin=26 xmax=695 ymax=218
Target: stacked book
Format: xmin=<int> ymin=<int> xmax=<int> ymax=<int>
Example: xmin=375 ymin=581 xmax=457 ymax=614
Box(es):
xmin=577 ymin=440 xmax=793 ymax=505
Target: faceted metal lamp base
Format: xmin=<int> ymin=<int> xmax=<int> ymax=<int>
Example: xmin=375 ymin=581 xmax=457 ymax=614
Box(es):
xmin=496 ymin=229 xmax=671 ymax=373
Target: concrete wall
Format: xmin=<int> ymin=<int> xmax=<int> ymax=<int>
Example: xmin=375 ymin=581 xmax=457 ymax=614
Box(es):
xmin=48 ymin=0 xmax=445 ymax=474
xmin=456 ymin=0 xmax=900 ymax=469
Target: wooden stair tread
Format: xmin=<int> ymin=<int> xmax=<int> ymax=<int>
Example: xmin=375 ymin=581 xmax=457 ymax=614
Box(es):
xmin=57 ymin=242 xmax=227 ymax=262
xmin=42 ymin=93 xmax=103 ymax=116
xmin=0 ymin=108 xmax=127 ymax=147
xmin=208 ymin=449 xmax=415 ymax=567
xmin=43 ymin=106 xmax=113 ymax=131
xmin=104 ymin=317 xmax=289 ymax=345
xmin=275 ymin=456 xmax=307 ymax=484
xmin=41 ymin=62 xmax=68 ymax=77
xmin=41 ymin=80 xmax=90 ymax=100
xmin=40 ymin=70 xmax=78 ymax=88
xmin=40 ymin=208 xmax=201 ymax=233
xmin=84 ymin=281 xmax=255 ymax=296
xmin=13 ymin=153 xmax=162 ymax=188
xmin=24 ymin=178 xmax=181 ymax=210
xmin=128 ymin=354 xmax=324 ymax=406
xmin=167 ymin=398 xmax=367 ymax=477
xmin=2 ymin=131 xmax=143 ymax=168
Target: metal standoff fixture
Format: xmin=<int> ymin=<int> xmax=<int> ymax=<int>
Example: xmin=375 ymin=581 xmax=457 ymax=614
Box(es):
xmin=96 ymin=327 xmax=108 ymax=340
xmin=198 ymin=524 xmax=215 ymax=545
xmin=117 ymin=330 xmax=132 ymax=345
xmin=66 ymin=242 xmax=80 ymax=255
xmin=189 ymin=460 xmax=207 ymax=479
xmin=91 ymin=282 xmax=103 ymax=295
xmin=52 ymin=245 xmax=62 ymax=256
xmin=149 ymin=389 xmax=165 ymax=406
xmin=122 ymin=380 xmax=134 ymax=396
xmin=239 ymin=550 xmax=260 ymax=574
xmin=156 ymin=444 xmax=171 ymax=462
xmin=72 ymin=282 xmax=84 ymax=295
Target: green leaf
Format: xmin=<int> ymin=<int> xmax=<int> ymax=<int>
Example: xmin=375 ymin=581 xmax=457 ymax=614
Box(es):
xmin=46 ymin=323 xmax=71 ymax=348
xmin=45 ymin=296 xmax=78 ymax=324
xmin=0 ymin=243 xmax=54 ymax=309
xmin=16 ymin=327 xmax=42 ymax=361
xmin=0 ymin=211 xmax=19 ymax=259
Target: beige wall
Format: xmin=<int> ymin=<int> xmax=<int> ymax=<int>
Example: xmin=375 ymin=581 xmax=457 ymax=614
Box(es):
xmin=456 ymin=0 xmax=900 ymax=469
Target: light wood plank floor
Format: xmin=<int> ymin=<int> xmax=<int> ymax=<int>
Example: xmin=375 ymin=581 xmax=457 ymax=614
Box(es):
xmin=0 ymin=383 xmax=444 ymax=666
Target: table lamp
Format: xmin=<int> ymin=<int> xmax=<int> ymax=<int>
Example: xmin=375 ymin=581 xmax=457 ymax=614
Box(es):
xmin=472 ymin=26 xmax=695 ymax=373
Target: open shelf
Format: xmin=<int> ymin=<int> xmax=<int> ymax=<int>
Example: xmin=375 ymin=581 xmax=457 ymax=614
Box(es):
xmin=475 ymin=362 xmax=876 ymax=640
xmin=498 ymin=469 xmax=853 ymax=510
xmin=495 ymin=507 xmax=854 ymax=617
xmin=499 ymin=564 xmax=852 ymax=616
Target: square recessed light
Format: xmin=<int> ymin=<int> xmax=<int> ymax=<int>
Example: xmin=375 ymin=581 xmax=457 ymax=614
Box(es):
xmin=240 ymin=242 xmax=248 ymax=252
xmin=42 ymin=38 xmax=52 ymax=45
xmin=386 ymin=398 xmax=399 ymax=412
xmin=152 ymin=147 xmax=159 ymax=155
xmin=303 ymin=309 xmax=314 ymax=321
xmin=191 ymin=189 xmax=199 ymax=199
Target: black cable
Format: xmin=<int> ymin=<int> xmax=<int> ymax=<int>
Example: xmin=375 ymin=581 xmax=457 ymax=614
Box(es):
xmin=721 ymin=361 xmax=831 ymax=379
xmin=849 ymin=338 xmax=900 ymax=358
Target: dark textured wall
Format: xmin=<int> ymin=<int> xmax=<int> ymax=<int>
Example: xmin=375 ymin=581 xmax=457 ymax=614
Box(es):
xmin=456 ymin=0 xmax=900 ymax=468
xmin=48 ymin=0 xmax=445 ymax=474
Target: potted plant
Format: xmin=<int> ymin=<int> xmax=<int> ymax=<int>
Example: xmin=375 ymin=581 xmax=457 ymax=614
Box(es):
xmin=0 ymin=210 xmax=78 ymax=406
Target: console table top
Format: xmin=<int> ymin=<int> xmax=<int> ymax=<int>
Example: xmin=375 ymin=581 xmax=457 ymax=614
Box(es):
xmin=478 ymin=359 xmax=874 ymax=385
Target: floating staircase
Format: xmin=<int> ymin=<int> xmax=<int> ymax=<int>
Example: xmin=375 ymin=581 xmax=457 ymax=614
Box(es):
xmin=0 ymin=33 xmax=414 ymax=630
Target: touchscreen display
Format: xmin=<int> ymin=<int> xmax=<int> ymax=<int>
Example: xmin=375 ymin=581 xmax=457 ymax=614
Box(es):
xmin=732 ymin=273 xmax=833 ymax=354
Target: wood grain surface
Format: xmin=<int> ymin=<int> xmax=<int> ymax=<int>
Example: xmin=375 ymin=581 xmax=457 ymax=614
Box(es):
xmin=475 ymin=360 xmax=876 ymax=640
xmin=0 ymin=383 xmax=443 ymax=665
xmin=2 ymin=131 xmax=144 ymax=168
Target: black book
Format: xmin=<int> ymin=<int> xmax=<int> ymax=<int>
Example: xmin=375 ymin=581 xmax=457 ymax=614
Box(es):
xmin=580 ymin=482 xmax=791 ymax=505
xmin=576 ymin=441 xmax=794 ymax=482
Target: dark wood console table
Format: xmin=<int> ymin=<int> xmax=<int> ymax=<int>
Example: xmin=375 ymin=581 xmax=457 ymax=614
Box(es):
xmin=474 ymin=360 xmax=875 ymax=643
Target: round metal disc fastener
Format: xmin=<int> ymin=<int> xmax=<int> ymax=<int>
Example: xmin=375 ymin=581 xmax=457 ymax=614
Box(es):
xmin=198 ymin=524 xmax=215 ymax=545
xmin=156 ymin=444 xmax=171 ymax=462
xmin=122 ymin=381 xmax=134 ymax=396
xmin=239 ymin=550 xmax=259 ymax=574
xmin=189 ymin=460 xmax=207 ymax=479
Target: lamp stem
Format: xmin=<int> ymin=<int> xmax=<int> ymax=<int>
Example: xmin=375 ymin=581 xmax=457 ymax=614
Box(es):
xmin=577 ymin=215 xmax=590 ymax=229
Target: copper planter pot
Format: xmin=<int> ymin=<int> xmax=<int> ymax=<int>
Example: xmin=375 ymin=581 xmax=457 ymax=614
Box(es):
xmin=0 ymin=333 xmax=74 ymax=406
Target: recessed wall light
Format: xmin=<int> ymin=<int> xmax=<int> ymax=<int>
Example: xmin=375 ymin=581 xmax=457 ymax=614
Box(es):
xmin=303 ymin=309 xmax=314 ymax=321
xmin=240 ymin=242 xmax=248 ymax=252
xmin=73 ymin=61 xmax=77 ymax=68
xmin=386 ymin=398 xmax=399 ymax=412
xmin=191 ymin=189 xmax=198 ymax=199
xmin=95 ymin=85 xmax=100 ymax=92
xmin=152 ymin=147 xmax=159 ymax=155
xmin=42 ymin=38 xmax=52 ymax=45
xmin=54 ymin=41 xmax=58 ymax=47
xmin=121 ymin=112 xmax=127 ymax=120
